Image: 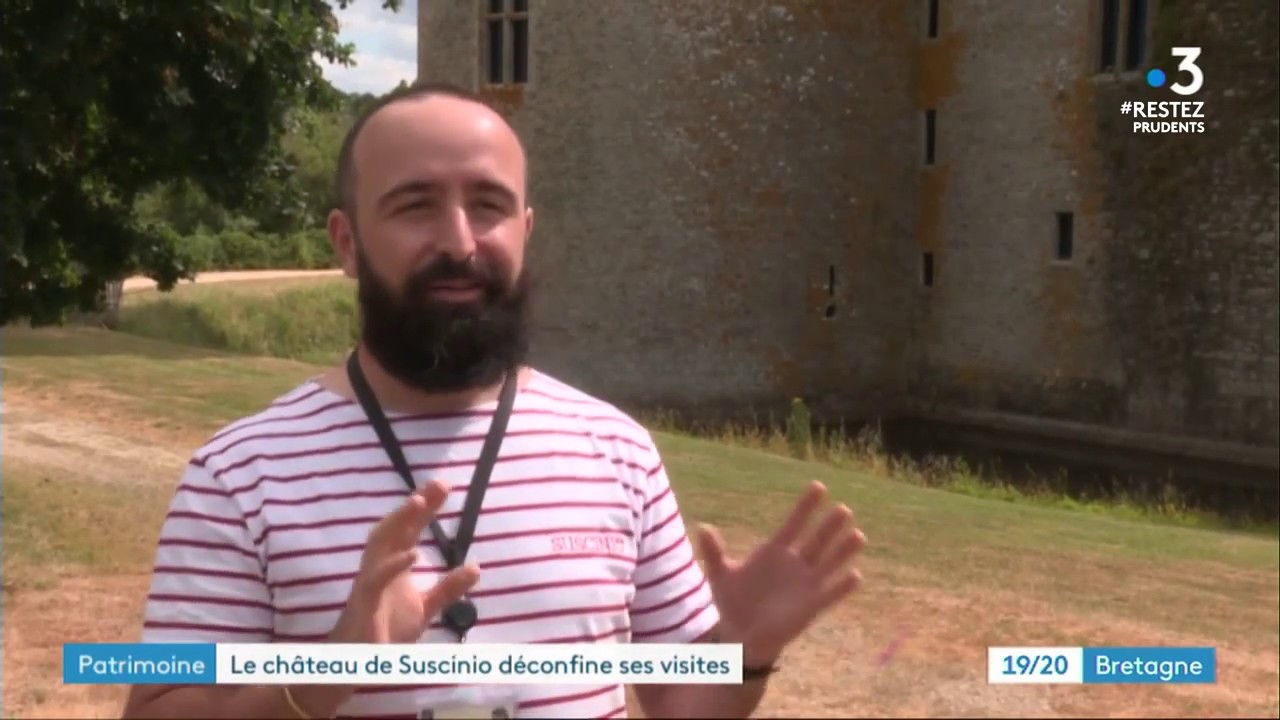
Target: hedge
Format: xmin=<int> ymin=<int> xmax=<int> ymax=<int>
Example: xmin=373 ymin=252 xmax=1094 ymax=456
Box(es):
xmin=177 ymin=228 xmax=338 ymax=271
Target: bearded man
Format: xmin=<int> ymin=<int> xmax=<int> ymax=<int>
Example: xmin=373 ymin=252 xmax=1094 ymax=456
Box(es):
xmin=122 ymin=82 xmax=866 ymax=720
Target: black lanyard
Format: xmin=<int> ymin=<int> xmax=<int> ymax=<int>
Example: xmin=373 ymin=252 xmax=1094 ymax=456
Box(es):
xmin=345 ymin=351 xmax=518 ymax=641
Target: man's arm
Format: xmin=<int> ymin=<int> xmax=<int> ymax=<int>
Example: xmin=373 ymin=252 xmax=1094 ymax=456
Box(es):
xmin=120 ymin=462 xmax=347 ymax=719
xmin=633 ymin=624 xmax=774 ymax=719
xmin=624 ymin=447 xmax=770 ymax=719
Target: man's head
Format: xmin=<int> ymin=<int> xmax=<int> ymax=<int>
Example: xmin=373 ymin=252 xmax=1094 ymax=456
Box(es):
xmin=328 ymin=82 xmax=535 ymax=394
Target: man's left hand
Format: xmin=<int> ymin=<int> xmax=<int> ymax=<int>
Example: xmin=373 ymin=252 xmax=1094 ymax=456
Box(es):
xmin=697 ymin=480 xmax=866 ymax=667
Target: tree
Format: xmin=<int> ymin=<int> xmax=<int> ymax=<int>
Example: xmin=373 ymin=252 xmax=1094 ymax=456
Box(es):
xmin=280 ymin=105 xmax=352 ymax=229
xmin=0 ymin=0 xmax=402 ymax=326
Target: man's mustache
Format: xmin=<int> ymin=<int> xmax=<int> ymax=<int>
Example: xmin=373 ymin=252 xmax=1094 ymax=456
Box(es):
xmin=406 ymin=256 xmax=507 ymax=296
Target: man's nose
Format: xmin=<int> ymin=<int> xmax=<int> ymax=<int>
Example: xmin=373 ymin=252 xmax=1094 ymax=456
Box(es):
xmin=435 ymin=204 xmax=478 ymax=261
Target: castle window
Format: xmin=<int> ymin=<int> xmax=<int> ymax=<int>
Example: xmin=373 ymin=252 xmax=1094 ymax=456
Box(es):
xmin=924 ymin=109 xmax=937 ymax=165
xmin=484 ymin=0 xmax=529 ymax=85
xmin=1124 ymin=0 xmax=1149 ymax=71
xmin=921 ymin=252 xmax=935 ymax=287
xmin=824 ymin=264 xmax=838 ymax=319
xmin=1099 ymin=0 xmax=1121 ymax=71
xmin=1099 ymin=0 xmax=1152 ymax=74
xmin=926 ymin=0 xmax=939 ymax=38
xmin=1055 ymin=212 xmax=1075 ymax=261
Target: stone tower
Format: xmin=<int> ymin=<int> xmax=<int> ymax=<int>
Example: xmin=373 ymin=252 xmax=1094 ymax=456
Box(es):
xmin=419 ymin=0 xmax=920 ymax=422
xmin=420 ymin=0 xmax=1279 ymax=470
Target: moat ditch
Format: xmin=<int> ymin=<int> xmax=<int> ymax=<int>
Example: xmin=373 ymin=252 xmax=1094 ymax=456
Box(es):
xmin=876 ymin=415 xmax=1279 ymax=527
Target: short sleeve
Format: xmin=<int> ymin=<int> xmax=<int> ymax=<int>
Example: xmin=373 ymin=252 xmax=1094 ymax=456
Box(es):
xmin=140 ymin=462 xmax=274 ymax=643
xmin=628 ymin=458 xmax=720 ymax=643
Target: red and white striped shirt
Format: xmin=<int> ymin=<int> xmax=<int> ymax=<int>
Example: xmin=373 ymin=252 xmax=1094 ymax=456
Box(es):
xmin=140 ymin=370 xmax=719 ymax=719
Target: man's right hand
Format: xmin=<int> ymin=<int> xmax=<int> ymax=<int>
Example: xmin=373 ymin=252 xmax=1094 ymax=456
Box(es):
xmin=330 ymin=479 xmax=482 ymax=645
xmin=290 ymin=480 xmax=481 ymax=717
xmin=123 ymin=480 xmax=482 ymax=720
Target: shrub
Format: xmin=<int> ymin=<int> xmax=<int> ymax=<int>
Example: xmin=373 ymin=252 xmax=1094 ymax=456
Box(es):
xmin=785 ymin=397 xmax=814 ymax=460
xmin=173 ymin=228 xmax=337 ymax=272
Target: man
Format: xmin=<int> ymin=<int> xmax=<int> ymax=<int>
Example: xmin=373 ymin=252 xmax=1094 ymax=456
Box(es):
xmin=122 ymin=82 xmax=866 ymax=719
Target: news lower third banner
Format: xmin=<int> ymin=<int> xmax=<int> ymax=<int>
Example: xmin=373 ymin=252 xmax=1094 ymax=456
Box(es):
xmin=988 ymin=646 xmax=1217 ymax=685
xmin=64 ymin=643 xmax=1217 ymax=687
xmin=63 ymin=643 xmax=744 ymax=685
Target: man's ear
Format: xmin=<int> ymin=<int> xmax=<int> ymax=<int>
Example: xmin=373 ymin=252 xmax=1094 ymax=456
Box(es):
xmin=328 ymin=208 xmax=358 ymax=279
xmin=523 ymin=206 xmax=535 ymax=245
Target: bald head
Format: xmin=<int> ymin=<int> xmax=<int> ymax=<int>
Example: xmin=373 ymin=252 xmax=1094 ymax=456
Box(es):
xmin=326 ymin=78 xmax=535 ymax=310
xmin=333 ymin=82 xmax=527 ymax=217
xmin=326 ymin=82 xmax=537 ymax=395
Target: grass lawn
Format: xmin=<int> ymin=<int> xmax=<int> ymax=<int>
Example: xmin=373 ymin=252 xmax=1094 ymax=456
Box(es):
xmin=115 ymin=275 xmax=356 ymax=365
xmin=113 ymin=278 xmax=1280 ymax=534
xmin=2 ymin=324 xmax=1278 ymax=718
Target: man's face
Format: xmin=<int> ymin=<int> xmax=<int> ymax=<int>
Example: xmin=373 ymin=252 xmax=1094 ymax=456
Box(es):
xmin=330 ymin=94 xmax=535 ymax=392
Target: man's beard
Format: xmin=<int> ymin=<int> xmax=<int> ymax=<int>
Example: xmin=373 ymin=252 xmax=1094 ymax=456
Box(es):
xmin=355 ymin=243 xmax=532 ymax=394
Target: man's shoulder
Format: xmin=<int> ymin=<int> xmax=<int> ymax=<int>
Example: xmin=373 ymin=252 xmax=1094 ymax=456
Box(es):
xmin=189 ymin=378 xmax=355 ymax=472
xmin=525 ymin=369 xmax=656 ymax=448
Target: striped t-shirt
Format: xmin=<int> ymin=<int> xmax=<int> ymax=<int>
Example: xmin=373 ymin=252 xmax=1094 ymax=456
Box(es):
xmin=140 ymin=370 xmax=720 ymax=719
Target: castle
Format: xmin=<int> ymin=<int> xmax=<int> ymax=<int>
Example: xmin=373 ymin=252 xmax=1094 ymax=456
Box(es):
xmin=419 ymin=0 xmax=1279 ymax=477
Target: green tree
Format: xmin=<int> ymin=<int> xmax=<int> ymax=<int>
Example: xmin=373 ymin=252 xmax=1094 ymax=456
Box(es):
xmin=346 ymin=91 xmax=383 ymax=118
xmin=0 ymin=0 xmax=401 ymax=326
xmin=280 ymin=105 xmax=352 ymax=227
xmin=133 ymin=179 xmax=239 ymax=237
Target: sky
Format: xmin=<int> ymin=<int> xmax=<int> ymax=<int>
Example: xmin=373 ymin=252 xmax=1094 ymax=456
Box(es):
xmin=319 ymin=0 xmax=418 ymax=95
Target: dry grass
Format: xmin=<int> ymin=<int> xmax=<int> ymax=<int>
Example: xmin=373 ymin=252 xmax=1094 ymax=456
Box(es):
xmin=117 ymin=276 xmax=1273 ymax=533
xmin=2 ymin=324 xmax=1278 ymax=719
xmin=639 ymin=408 xmax=1274 ymax=534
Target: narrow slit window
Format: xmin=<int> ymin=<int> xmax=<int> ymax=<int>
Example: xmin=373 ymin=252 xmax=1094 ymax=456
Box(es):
xmin=824 ymin=265 xmax=837 ymax=318
xmin=924 ymin=109 xmax=936 ymax=165
xmin=921 ymin=252 xmax=935 ymax=287
xmin=1100 ymin=0 xmax=1120 ymax=71
xmin=1055 ymin=212 xmax=1075 ymax=261
xmin=1124 ymin=0 xmax=1149 ymax=71
xmin=512 ymin=18 xmax=529 ymax=83
xmin=486 ymin=19 xmax=505 ymax=84
xmin=927 ymin=0 xmax=939 ymax=38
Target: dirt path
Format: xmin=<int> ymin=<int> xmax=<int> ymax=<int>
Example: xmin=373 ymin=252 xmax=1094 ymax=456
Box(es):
xmin=121 ymin=268 xmax=342 ymax=293
xmin=0 ymin=398 xmax=190 ymax=487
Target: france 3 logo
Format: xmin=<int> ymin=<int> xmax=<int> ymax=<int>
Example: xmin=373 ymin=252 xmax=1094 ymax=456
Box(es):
xmin=1145 ymin=47 xmax=1204 ymax=96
